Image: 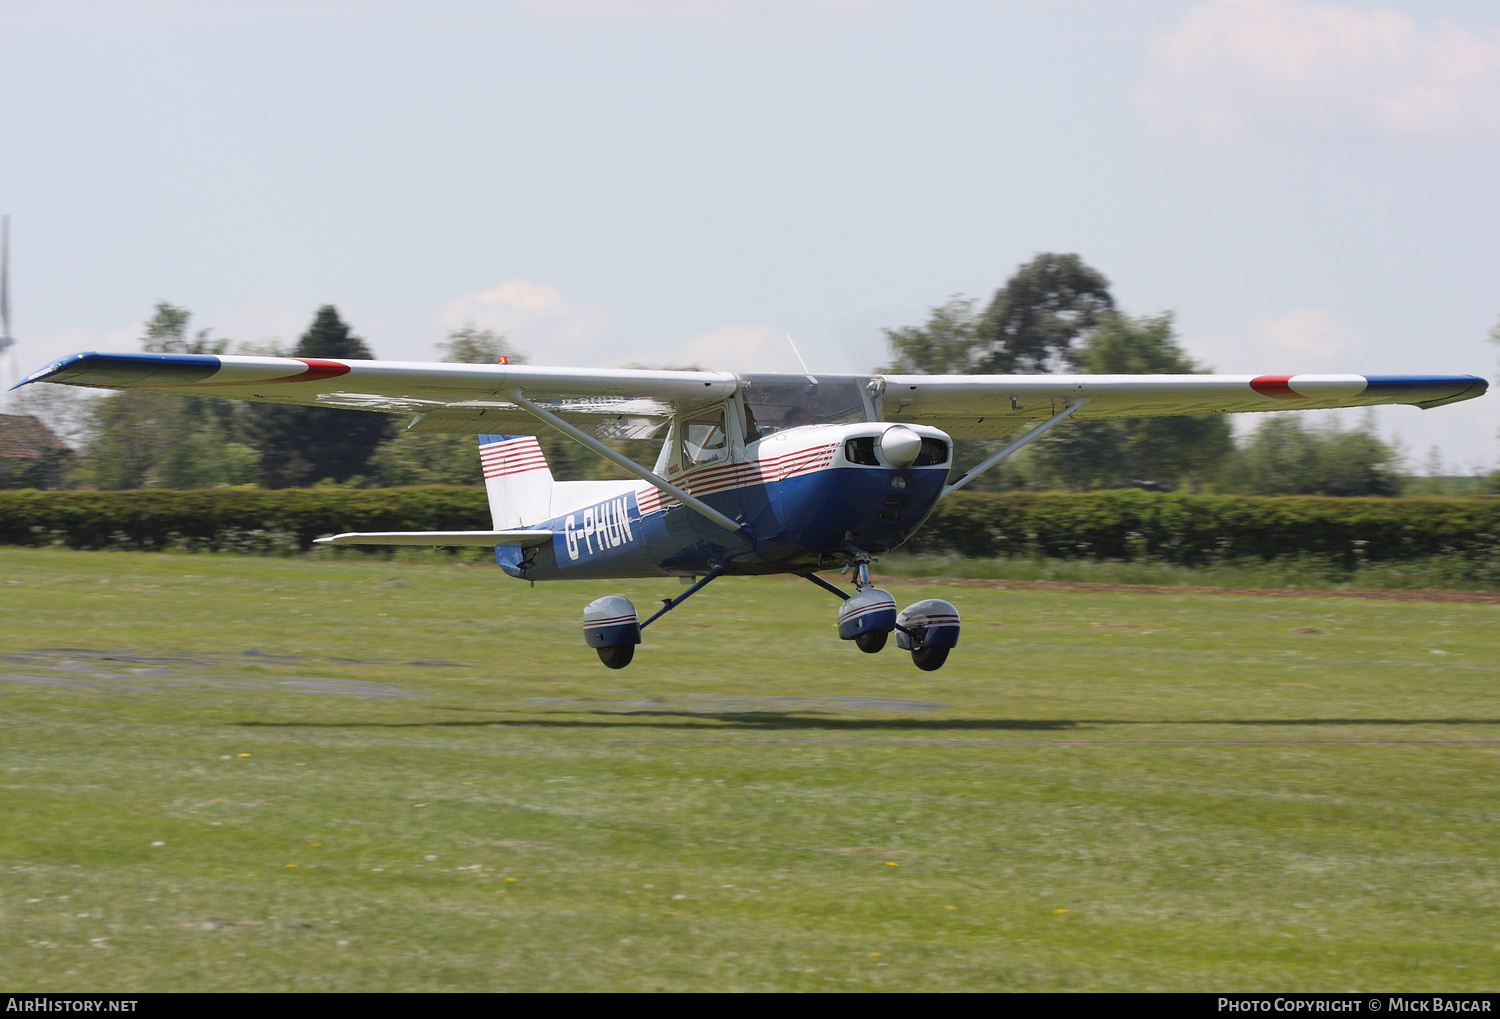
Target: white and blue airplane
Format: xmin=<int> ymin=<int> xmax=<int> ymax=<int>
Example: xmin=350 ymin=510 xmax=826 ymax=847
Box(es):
xmin=14 ymin=351 xmax=1488 ymax=669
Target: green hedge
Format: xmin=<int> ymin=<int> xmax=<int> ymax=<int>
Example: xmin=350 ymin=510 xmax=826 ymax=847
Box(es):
xmin=1 ymin=487 xmax=1498 ymax=567
xmin=909 ymin=490 xmax=1500 ymax=567
xmin=0 ymin=487 xmax=490 ymax=553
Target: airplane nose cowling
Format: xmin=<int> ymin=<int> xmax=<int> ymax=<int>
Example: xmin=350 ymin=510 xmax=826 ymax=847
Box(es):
xmin=877 ymin=425 xmax=923 ymax=468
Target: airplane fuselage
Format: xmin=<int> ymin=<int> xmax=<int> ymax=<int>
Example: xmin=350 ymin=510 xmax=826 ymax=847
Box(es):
xmin=496 ymin=421 xmax=952 ymax=581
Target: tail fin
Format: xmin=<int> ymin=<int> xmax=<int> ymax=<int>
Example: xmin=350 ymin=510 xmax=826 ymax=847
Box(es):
xmin=478 ymin=434 xmax=555 ymax=528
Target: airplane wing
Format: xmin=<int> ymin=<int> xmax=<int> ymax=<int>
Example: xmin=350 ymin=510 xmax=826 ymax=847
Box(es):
xmin=15 ymin=353 xmax=1488 ymax=443
xmin=15 ymin=352 xmax=737 ymax=437
xmin=314 ymin=529 xmax=555 ymax=547
xmin=878 ymin=373 xmax=1490 ymax=438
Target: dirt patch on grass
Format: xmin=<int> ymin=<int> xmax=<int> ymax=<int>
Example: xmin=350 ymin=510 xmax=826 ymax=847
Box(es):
xmin=837 ymin=847 xmax=919 ymax=859
xmin=0 ymin=649 xmax=431 ymax=699
xmin=875 ymin=576 xmax=1500 ymax=605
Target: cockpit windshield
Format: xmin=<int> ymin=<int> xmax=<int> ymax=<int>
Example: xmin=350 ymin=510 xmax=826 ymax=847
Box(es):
xmin=737 ymin=374 xmax=872 ymax=441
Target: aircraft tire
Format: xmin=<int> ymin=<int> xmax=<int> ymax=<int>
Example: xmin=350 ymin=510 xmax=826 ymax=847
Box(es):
xmin=911 ymin=645 xmax=949 ymax=672
xmin=597 ymin=645 xmax=635 ymax=670
xmin=855 ymin=630 xmax=889 ymax=654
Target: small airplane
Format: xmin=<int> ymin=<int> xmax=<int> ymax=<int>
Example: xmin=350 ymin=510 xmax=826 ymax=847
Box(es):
xmin=14 ymin=351 xmax=1489 ymax=669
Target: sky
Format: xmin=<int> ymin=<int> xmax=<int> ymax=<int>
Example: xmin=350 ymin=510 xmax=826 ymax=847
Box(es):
xmin=1 ymin=0 xmax=1496 ymax=471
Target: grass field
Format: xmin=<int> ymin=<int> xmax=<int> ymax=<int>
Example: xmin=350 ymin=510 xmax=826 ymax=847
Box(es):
xmin=1 ymin=548 xmax=1497 ymax=991
xmin=878 ymin=551 xmax=1500 ymax=592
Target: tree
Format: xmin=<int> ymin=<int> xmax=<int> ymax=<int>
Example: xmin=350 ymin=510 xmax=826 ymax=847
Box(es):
xmin=1319 ymin=428 xmax=1402 ymax=496
xmin=80 ymin=391 xmax=186 ymax=489
xmin=880 ymin=255 xmax=1126 ymax=490
xmin=78 ymin=390 xmax=261 ymax=490
xmin=141 ymin=301 xmax=226 ymax=355
xmin=1223 ymin=414 xmax=1400 ymax=497
xmin=366 ymin=323 xmax=659 ymax=487
xmin=366 ymin=427 xmax=482 ymax=486
xmin=250 ymin=306 xmax=391 ymax=487
xmin=975 ymin=253 xmax=1114 ymax=374
xmin=880 ymin=297 xmax=1008 ymax=484
xmin=76 ymin=303 xmax=259 ymax=489
xmin=880 ymin=267 xmax=1232 ymax=491
xmin=881 ymin=297 xmax=984 ymax=375
xmin=438 ymin=324 xmax=522 ymax=366
xmin=1031 ymin=312 xmax=1233 ymax=490
xmin=881 ymin=255 xmax=1114 ymax=377
xmin=367 ymin=326 xmax=524 ymax=487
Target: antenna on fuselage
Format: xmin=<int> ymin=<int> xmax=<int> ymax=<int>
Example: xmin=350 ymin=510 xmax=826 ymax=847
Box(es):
xmin=784 ymin=333 xmax=817 ymax=385
xmin=0 ymin=215 xmax=16 ymax=409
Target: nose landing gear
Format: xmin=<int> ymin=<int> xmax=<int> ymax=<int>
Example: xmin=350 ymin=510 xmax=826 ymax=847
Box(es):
xmin=836 ymin=563 xmax=898 ymax=652
xmin=806 ymin=562 xmax=961 ymax=670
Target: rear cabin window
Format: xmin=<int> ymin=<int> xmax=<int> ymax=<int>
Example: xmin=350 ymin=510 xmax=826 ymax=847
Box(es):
xmin=738 ymin=375 xmax=870 ymax=441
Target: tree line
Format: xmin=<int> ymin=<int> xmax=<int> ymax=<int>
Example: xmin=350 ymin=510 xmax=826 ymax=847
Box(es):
xmin=5 ymin=304 xmax=607 ymax=491
xmin=5 ymin=255 xmax=1492 ymax=495
xmin=882 ymin=253 xmax=1430 ymax=496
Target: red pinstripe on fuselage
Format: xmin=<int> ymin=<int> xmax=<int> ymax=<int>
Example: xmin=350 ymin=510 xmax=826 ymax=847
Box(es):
xmin=635 ymin=439 xmax=839 ymax=515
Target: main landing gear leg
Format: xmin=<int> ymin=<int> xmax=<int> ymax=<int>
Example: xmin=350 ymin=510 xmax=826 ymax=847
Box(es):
xmin=640 ymin=565 xmax=727 ymax=630
xmin=583 ymin=565 xmax=728 ymax=670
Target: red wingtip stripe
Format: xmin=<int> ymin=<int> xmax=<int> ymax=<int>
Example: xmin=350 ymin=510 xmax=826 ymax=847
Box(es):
xmin=1250 ymin=375 xmax=1299 ymax=399
xmin=294 ymin=358 xmax=353 ymax=382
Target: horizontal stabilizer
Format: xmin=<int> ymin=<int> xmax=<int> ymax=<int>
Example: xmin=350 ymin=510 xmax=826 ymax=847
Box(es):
xmin=314 ymin=530 xmax=554 ymax=548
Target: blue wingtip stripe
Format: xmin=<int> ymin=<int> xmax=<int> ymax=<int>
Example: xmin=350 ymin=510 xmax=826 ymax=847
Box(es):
xmin=1360 ymin=374 xmax=1488 ymax=406
xmin=15 ymin=351 xmax=224 ymax=388
xmin=1362 ymin=374 xmax=1488 ymax=388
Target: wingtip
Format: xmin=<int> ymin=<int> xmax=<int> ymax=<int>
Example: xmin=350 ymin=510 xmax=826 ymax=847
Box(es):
xmin=1418 ymin=374 xmax=1490 ymax=408
xmin=10 ymin=351 xmax=96 ymax=390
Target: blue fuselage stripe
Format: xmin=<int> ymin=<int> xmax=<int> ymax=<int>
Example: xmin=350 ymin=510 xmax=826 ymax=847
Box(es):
xmin=495 ymin=464 xmax=948 ymax=581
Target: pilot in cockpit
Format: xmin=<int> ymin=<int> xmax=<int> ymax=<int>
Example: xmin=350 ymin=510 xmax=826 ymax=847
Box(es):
xmin=781 ymin=407 xmax=814 ymax=429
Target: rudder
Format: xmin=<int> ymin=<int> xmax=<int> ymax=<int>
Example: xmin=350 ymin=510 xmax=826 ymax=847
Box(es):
xmin=478 ymin=434 xmax=555 ymax=528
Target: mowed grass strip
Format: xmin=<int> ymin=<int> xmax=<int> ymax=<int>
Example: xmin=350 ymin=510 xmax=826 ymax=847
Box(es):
xmin=0 ymin=549 xmax=1497 ymax=990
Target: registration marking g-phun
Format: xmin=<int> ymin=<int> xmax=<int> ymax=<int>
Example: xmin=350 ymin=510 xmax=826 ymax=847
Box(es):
xmin=564 ymin=496 xmax=637 ymax=559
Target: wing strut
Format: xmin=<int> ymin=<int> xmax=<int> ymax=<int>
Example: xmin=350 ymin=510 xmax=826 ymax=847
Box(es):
xmin=502 ymin=388 xmax=748 ymax=535
xmin=942 ymin=398 xmax=1089 ymax=499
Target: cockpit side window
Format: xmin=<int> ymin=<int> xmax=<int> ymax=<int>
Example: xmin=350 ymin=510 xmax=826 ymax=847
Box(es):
xmin=682 ymin=408 xmax=729 ymax=465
